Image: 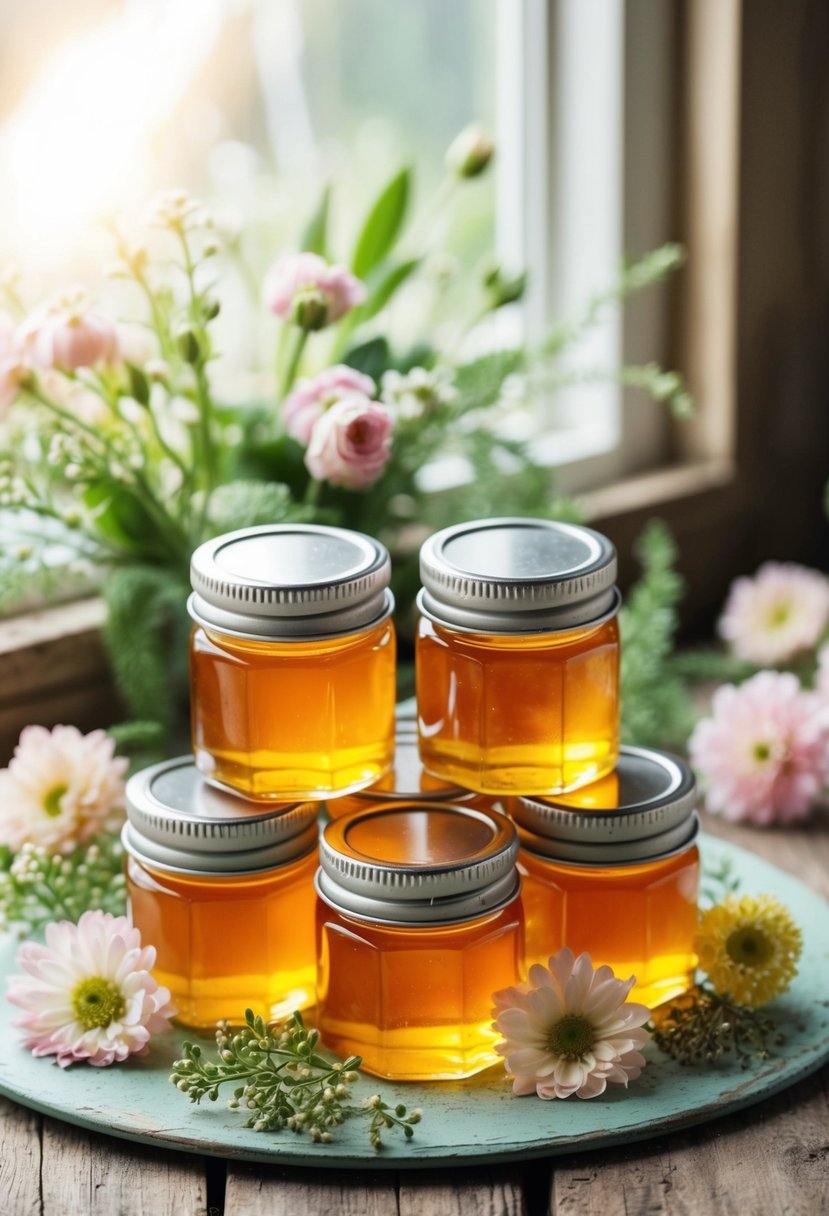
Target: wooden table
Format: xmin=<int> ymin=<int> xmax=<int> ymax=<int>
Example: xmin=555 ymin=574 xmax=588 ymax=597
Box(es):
xmin=1 ymin=810 xmax=828 ymax=1216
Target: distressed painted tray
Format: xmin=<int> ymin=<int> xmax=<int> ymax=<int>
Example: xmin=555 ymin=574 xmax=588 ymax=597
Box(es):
xmin=0 ymin=834 xmax=827 ymax=1169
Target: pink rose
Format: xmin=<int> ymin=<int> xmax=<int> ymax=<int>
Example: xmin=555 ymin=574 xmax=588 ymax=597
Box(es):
xmin=305 ymin=395 xmax=393 ymax=489
xmin=283 ymin=364 xmax=376 ymax=444
xmin=21 ymin=293 xmax=120 ymax=371
xmin=264 ymin=253 xmax=366 ymax=330
xmin=0 ymin=315 xmax=24 ymax=415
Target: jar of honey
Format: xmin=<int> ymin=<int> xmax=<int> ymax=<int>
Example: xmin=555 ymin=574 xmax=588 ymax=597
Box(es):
xmin=123 ymin=757 xmax=320 ymax=1031
xmin=416 ymin=517 xmax=620 ymax=795
xmin=514 ymin=745 xmax=700 ymax=1008
xmin=189 ymin=523 xmax=396 ymax=800
xmin=315 ymin=801 xmax=523 ymax=1080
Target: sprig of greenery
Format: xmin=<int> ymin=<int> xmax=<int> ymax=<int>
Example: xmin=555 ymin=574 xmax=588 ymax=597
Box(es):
xmin=0 ymin=834 xmax=126 ymax=934
xmin=651 ymin=985 xmax=785 ymax=1067
xmin=700 ymin=856 xmax=741 ymax=907
xmin=171 ymin=1010 xmax=422 ymax=1150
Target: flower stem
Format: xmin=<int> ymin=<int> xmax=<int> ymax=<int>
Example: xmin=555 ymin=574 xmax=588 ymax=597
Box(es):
xmin=280 ymin=329 xmax=308 ymax=399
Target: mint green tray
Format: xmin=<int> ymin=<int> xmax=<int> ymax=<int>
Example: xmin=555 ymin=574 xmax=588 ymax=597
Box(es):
xmin=0 ymin=835 xmax=827 ymax=1169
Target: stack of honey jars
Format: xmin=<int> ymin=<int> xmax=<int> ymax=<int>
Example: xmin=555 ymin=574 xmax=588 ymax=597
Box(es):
xmin=121 ymin=518 xmax=700 ymax=1082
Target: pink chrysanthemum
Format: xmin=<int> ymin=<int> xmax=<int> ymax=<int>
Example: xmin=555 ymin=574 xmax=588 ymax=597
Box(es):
xmin=0 ymin=725 xmax=127 ymax=854
xmin=282 ymin=364 xmax=376 ymax=444
xmin=689 ymin=671 xmax=829 ymax=825
xmin=7 ymin=910 xmax=174 ymax=1067
xmin=491 ymin=948 xmax=650 ymax=1100
xmin=718 ymin=562 xmax=829 ymax=665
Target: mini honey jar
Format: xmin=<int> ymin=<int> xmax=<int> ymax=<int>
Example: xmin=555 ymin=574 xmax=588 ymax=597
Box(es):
xmin=514 ymin=745 xmax=700 ymax=1008
xmin=416 ymin=517 xmax=620 ymax=795
xmin=315 ymin=801 xmax=523 ymax=1080
xmin=189 ymin=523 xmax=396 ymax=800
xmin=123 ymin=757 xmax=320 ymax=1031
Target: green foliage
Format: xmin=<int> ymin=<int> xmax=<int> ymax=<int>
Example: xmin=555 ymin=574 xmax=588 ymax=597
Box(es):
xmin=0 ymin=834 xmax=127 ymax=935
xmin=352 ymin=168 xmax=411 ymax=278
xmin=360 ymin=258 xmax=420 ymax=321
xmin=620 ymin=520 xmax=694 ymax=748
xmin=670 ymin=648 xmax=758 ymax=684
xmin=102 ymin=565 xmax=190 ymax=735
xmin=206 ymin=480 xmax=316 ymax=532
xmin=301 ymin=185 xmax=331 ymax=257
xmin=171 ymin=1009 xmax=422 ymax=1150
xmin=652 ymin=986 xmax=785 ymax=1067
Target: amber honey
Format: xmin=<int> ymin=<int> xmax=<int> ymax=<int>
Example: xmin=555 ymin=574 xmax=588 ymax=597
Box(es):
xmin=191 ymin=620 xmax=395 ymax=800
xmin=513 ymin=745 xmax=701 ymax=1009
xmin=416 ymin=517 xmax=620 ymax=795
xmin=123 ymin=757 xmax=320 ymax=1031
xmin=315 ymin=801 xmax=523 ymax=1079
xmin=188 ymin=523 xmax=396 ymax=801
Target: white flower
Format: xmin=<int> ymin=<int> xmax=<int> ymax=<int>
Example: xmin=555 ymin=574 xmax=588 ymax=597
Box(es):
xmin=7 ymin=910 xmax=174 ymax=1067
xmin=718 ymin=562 xmax=829 ymax=665
xmin=492 ymin=949 xmax=650 ymax=1100
xmin=0 ymin=725 xmax=127 ymax=854
xmin=380 ymin=366 xmax=458 ymax=420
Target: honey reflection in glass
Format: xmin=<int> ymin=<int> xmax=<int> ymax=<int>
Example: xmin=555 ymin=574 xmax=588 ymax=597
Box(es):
xmin=127 ymin=850 xmax=318 ymax=1030
xmin=519 ymin=845 xmax=700 ymax=1008
xmin=190 ymin=620 xmax=395 ymax=801
xmin=416 ymin=614 xmax=619 ymax=794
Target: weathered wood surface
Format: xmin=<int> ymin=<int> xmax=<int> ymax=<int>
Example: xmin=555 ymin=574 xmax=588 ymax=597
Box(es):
xmin=2 ymin=810 xmax=828 ymax=1215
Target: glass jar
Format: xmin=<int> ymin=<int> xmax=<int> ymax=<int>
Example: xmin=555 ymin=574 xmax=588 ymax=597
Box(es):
xmin=189 ymin=523 xmax=396 ymax=800
xmin=416 ymin=517 xmax=620 ymax=795
xmin=315 ymin=801 xmax=523 ymax=1080
xmin=514 ymin=745 xmax=700 ymax=1008
xmin=123 ymin=757 xmax=320 ymax=1031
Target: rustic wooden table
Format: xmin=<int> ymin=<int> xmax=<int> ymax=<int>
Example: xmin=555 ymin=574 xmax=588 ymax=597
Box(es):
xmin=1 ymin=810 xmax=827 ymax=1216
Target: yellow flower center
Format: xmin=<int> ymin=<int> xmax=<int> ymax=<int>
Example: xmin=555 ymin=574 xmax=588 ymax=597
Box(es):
xmin=725 ymin=926 xmax=775 ymax=969
xmin=753 ymin=743 xmax=771 ymax=762
xmin=546 ymin=1014 xmax=595 ymax=1061
xmin=71 ymin=977 xmax=126 ymax=1031
xmin=768 ymin=603 xmax=791 ymax=629
xmin=42 ymin=783 xmax=68 ymax=818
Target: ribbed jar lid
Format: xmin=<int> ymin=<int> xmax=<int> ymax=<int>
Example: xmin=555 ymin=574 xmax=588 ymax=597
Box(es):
xmin=123 ymin=757 xmax=319 ymax=874
xmin=513 ymin=746 xmax=698 ymax=863
xmin=418 ymin=517 xmax=618 ymax=633
xmin=189 ymin=524 xmax=392 ymax=639
xmin=317 ymin=801 xmax=519 ymax=924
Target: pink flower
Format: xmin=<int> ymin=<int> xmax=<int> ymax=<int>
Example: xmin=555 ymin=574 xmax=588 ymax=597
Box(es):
xmin=817 ymin=644 xmax=829 ymax=700
xmin=0 ymin=725 xmax=128 ymax=854
xmin=264 ymin=253 xmax=366 ymax=330
xmin=689 ymin=671 xmax=829 ymax=825
xmin=492 ymin=949 xmax=650 ymax=1100
xmin=0 ymin=314 xmax=25 ymax=415
xmin=283 ymin=364 xmax=376 ymax=444
xmin=7 ymin=910 xmax=174 ymax=1067
xmin=719 ymin=562 xmax=829 ymax=665
xmin=305 ymin=395 xmax=393 ymax=489
xmin=20 ymin=290 xmax=120 ymax=371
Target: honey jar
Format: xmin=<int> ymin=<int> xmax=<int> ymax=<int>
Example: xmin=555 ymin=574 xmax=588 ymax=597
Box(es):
xmin=189 ymin=523 xmax=396 ymax=800
xmin=514 ymin=745 xmax=700 ymax=1008
xmin=416 ymin=517 xmax=620 ymax=795
xmin=315 ymin=801 xmax=524 ymax=1080
xmin=123 ymin=757 xmax=320 ymax=1030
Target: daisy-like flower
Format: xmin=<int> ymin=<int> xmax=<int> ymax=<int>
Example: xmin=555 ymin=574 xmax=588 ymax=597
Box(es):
xmin=7 ymin=910 xmax=174 ymax=1067
xmin=491 ymin=948 xmax=650 ymax=1100
xmin=0 ymin=725 xmax=128 ymax=854
xmin=695 ymin=893 xmax=802 ymax=1007
xmin=380 ymin=366 xmax=459 ymax=421
xmin=718 ymin=562 xmax=829 ymax=665
xmin=689 ymin=671 xmax=829 ymax=825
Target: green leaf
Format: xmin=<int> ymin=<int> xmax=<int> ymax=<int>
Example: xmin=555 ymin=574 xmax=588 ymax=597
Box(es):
xmin=83 ymin=481 xmax=169 ymax=561
xmin=206 ymin=480 xmax=316 ymax=532
xmin=300 ymin=185 xmax=331 ymax=257
xmin=361 ymin=258 xmax=420 ymax=321
xmin=341 ymin=337 xmax=392 ymax=382
xmin=352 ymin=169 xmax=411 ymax=279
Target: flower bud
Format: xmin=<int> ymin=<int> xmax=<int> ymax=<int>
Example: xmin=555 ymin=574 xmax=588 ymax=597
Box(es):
xmin=291 ymin=288 xmax=329 ymax=332
xmin=203 ymin=297 xmax=220 ymax=321
xmin=126 ymin=363 xmax=150 ymax=406
xmin=176 ymin=327 xmax=201 ymax=364
xmin=484 ymin=264 xmax=527 ymax=308
xmin=446 ymin=124 xmax=495 ymax=178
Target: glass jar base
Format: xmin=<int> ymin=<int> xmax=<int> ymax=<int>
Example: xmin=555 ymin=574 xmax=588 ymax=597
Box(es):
xmin=195 ymin=748 xmax=393 ymax=802
xmin=419 ymin=747 xmax=619 ymax=797
xmin=163 ymin=974 xmax=316 ymax=1032
xmin=318 ymin=1018 xmax=501 ymax=1080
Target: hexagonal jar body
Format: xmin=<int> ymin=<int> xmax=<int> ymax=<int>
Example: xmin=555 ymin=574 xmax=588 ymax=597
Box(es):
xmin=416 ymin=518 xmax=620 ymax=796
xmin=514 ymin=746 xmax=701 ymax=1009
xmin=188 ymin=524 xmax=396 ymax=801
xmin=315 ymin=801 xmax=523 ymax=1080
xmin=123 ymin=758 xmax=320 ymax=1031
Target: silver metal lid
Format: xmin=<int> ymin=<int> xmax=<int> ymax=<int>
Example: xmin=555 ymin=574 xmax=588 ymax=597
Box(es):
xmin=419 ymin=517 xmax=618 ymax=633
xmin=317 ymin=801 xmax=520 ymax=924
xmin=358 ymin=717 xmax=470 ymax=803
xmin=124 ymin=757 xmax=319 ymax=874
xmin=514 ymin=746 xmax=699 ymax=863
xmin=189 ymin=523 xmax=393 ymax=639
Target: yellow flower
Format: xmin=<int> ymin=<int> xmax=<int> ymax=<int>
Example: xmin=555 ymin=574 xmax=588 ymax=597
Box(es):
xmin=694 ymin=893 xmax=802 ymax=1007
